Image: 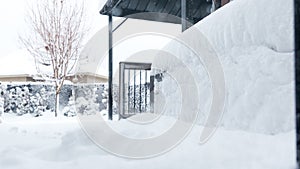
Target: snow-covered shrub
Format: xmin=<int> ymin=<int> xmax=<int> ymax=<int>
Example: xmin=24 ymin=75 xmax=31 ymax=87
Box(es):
xmin=0 ymin=83 xmax=6 ymax=116
xmin=1 ymin=83 xmax=108 ymax=117
xmin=63 ymin=96 xmax=76 ymax=117
xmin=95 ymin=84 xmax=107 ymax=111
xmin=4 ymin=84 xmax=54 ymax=117
xmin=30 ymin=84 xmax=55 ymax=111
xmin=74 ymin=84 xmax=102 ymax=115
xmin=112 ymin=84 xmax=119 ymax=115
xmin=59 ymin=85 xmax=73 ymax=109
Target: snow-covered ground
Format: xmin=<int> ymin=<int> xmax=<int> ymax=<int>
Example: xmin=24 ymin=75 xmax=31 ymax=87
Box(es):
xmin=0 ymin=114 xmax=297 ymax=169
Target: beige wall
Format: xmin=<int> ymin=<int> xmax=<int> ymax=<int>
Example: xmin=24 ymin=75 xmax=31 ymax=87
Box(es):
xmin=0 ymin=76 xmax=34 ymax=83
xmin=85 ymin=75 xmax=107 ymax=83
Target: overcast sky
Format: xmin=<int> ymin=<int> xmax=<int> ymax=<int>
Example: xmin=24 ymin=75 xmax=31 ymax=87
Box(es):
xmin=0 ymin=0 xmax=179 ymax=77
xmin=0 ymin=0 xmax=26 ymax=56
xmin=0 ymin=0 xmax=107 ymax=57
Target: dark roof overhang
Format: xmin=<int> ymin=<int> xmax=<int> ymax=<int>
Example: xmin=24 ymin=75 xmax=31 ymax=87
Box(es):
xmin=100 ymin=0 xmax=213 ymax=25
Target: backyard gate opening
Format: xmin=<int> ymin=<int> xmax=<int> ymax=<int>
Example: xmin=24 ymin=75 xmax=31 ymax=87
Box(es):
xmin=119 ymin=62 xmax=154 ymax=119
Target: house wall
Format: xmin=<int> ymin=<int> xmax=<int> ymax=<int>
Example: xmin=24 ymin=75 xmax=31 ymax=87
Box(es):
xmin=85 ymin=75 xmax=107 ymax=83
xmin=0 ymin=77 xmax=34 ymax=83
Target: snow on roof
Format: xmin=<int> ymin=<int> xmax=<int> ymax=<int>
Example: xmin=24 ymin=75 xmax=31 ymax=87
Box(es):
xmin=0 ymin=49 xmax=37 ymax=77
xmin=0 ymin=48 xmax=108 ymax=78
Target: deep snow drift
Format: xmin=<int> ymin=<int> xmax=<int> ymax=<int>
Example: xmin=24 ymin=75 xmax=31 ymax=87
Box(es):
xmin=152 ymin=0 xmax=295 ymax=134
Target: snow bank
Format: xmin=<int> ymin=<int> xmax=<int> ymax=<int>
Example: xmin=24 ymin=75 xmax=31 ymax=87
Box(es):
xmin=153 ymin=0 xmax=295 ymax=134
xmin=0 ymin=117 xmax=297 ymax=169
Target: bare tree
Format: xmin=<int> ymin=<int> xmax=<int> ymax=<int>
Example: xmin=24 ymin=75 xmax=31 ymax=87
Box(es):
xmin=20 ymin=0 xmax=87 ymax=116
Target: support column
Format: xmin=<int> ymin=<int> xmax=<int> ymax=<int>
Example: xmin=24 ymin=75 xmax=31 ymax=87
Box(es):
xmin=295 ymin=0 xmax=300 ymax=164
xmin=119 ymin=63 xmax=125 ymax=119
xmin=128 ymin=70 xmax=131 ymax=113
xmin=181 ymin=0 xmax=193 ymax=32
xmin=145 ymin=71 xmax=148 ymax=111
xmin=150 ymin=76 xmax=155 ymax=113
xmin=108 ymin=14 xmax=113 ymax=120
xmin=181 ymin=0 xmax=187 ymax=32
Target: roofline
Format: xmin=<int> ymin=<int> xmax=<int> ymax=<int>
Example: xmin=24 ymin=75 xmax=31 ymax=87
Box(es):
xmin=99 ymin=0 xmax=213 ymax=25
xmin=73 ymin=72 xmax=108 ymax=79
xmin=0 ymin=74 xmax=33 ymax=78
xmin=0 ymin=73 xmax=108 ymax=80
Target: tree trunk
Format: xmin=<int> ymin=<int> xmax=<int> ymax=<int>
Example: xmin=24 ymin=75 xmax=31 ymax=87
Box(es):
xmin=55 ymin=93 xmax=59 ymax=117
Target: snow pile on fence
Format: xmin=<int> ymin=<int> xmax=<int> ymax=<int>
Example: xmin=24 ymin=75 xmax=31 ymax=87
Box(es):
xmin=153 ymin=0 xmax=294 ymax=134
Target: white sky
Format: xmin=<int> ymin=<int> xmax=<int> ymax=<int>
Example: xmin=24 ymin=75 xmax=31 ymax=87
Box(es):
xmin=0 ymin=0 xmax=27 ymax=56
xmin=0 ymin=0 xmax=107 ymax=57
xmin=0 ymin=0 xmax=180 ymax=76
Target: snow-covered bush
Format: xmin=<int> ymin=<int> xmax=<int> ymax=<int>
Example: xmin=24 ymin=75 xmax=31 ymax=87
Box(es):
xmin=0 ymin=83 xmax=5 ymax=116
xmin=73 ymin=84 xmax=108 ymax=116
xmin=2 ymin=83 xmax=109 ymax=117
xmin=112 ymin=84 xmax=119 ymax=115
xmin=63 ymin=96 xmax=76 ymax=117
xmin=30 ymin=84 xmax=55 ymax=111
xmin=3 ymin=84 xmax=54 ymax=117
xmin=59 ymin=85 xmax=73 ymax=109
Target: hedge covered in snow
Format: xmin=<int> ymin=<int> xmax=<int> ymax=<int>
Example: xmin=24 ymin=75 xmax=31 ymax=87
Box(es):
xmin=0 ymin=82 xmax=109 ymax=117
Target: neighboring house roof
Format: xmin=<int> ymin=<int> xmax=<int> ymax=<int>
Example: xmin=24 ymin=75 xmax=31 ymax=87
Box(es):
xmin=0 ymin=49 xmax=108 ymax=79
xmin=75 ymin=72 xmax=108 ymax=80
xmin=0 ymin=49 xmax=37 ymax=77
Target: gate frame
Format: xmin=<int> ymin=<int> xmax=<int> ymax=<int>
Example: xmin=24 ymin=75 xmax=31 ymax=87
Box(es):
xmin=119 ymin=62 xmax=152 ymax=119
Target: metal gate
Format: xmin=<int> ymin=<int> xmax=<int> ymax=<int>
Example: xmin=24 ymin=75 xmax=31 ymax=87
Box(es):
xmin=119 ymin=62 xmax=154 ymax=119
